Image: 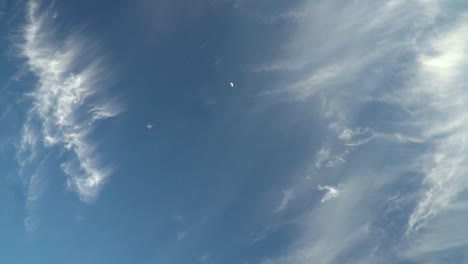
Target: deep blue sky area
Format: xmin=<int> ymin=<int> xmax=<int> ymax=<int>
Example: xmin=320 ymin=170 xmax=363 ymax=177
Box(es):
xmin=1 ymin=0 xmax=468 ymax=263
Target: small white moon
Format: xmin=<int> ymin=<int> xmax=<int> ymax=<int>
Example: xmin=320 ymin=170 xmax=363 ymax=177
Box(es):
xmin=229 ymin=82 xmax=234 ymax=87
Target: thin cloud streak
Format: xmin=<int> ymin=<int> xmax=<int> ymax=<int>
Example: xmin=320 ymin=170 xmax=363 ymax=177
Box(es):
xmin=274 ymin=188 xmax=295 ymax=213
xmin=398 ymin=13 xmax=468 ymax=258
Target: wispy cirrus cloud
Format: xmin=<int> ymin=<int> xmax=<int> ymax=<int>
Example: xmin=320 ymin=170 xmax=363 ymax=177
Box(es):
xmin=254 ymin=0 xmax=468 ymax=263
xmin=274 ymin=188 xmax=295 ymax=214
xmin=399 ymin=13 xmax=468 ymax=259
xmin=17 ymin=0 xmax=121 ymax=212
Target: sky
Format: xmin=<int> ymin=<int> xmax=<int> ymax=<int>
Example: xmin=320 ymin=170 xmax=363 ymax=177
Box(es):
xmin=1 ymin=0 xmax=468 ymax=263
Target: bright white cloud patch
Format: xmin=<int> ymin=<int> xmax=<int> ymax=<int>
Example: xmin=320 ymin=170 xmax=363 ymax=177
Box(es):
xmin=398 ymin=13 xmax=468 ymax=258
xmin=17 ymin=0 xmax=120 ymax=204
xmin=317 ymin=185 xmax=340 ymax=203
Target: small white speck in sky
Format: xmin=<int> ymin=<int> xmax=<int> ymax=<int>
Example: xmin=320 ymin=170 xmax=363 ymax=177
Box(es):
xmin=230 ymin=82 xmax=234 ymax=88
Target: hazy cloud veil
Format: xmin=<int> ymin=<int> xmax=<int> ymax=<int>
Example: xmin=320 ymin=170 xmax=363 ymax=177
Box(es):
xmin=255 ymin=0 xmax=468 ymax=263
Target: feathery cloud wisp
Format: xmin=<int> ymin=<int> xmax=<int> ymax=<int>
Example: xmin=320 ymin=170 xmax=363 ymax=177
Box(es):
xmin=18 ymin=0 xmax=121 ymax=204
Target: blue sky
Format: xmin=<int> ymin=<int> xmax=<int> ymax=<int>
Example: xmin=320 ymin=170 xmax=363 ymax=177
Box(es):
xmin=1 ymin=0 xmax=468 ymax=263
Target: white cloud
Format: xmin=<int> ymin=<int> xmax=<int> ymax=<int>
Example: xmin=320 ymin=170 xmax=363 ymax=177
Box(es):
xmin=396 ymin=14 xmax=468 ymax=259
xmin=253 ymin=0 xmax=468 ymax=263
xmin=17 ymin=0 xmax=121 ymax=204
xmin=256 ymin=64 xmax=343 ymax=100
xmin=317 ymin=185 xmax=340 ymax=203
xmin=251 ymin=227 xmax=271 ymax=243
xmin=173 ymin=214 xmax=189 ymax=241
xmin=314 ymin=148 xmax=330 ymax=168
xmin=19 ymin=151 xmax=56 ymax=232
xmin=274 ymin=188 xmax=295 ymax=213
xmin=259 ymin=176 xmax=377 ymax=264
xmin=23 ymin=165 xmax=48 ymax=232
